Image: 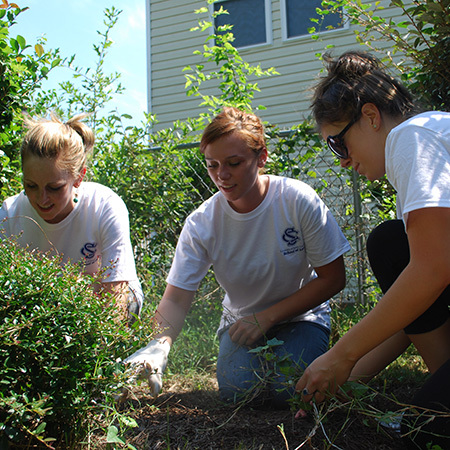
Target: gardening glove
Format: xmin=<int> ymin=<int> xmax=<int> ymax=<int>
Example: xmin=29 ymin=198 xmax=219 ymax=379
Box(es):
xmin=124 ymin=338 xmax=171 ymax=397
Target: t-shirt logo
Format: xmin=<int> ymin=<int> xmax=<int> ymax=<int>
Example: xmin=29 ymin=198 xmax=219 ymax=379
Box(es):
xmin=282 ymin=227 xmax=300 ymax=246
xmin=81 ymin=242 xmax=98 ymax=260
xmin=281 ymin=227 xmax=304 ymax=256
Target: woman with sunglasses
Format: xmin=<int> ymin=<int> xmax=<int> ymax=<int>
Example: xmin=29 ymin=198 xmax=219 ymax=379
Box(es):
xmin=296 ymin=51 xmax=450 ymax=448
xmin=125 ymin=107 xmax=350 ymax=407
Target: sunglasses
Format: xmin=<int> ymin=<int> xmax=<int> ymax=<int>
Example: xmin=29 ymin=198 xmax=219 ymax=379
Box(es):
xmin=326 ymin=117 xmax=359 ymax=159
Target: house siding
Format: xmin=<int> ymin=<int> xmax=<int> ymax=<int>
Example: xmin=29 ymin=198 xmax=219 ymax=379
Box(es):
xmin=148 ymin=0 xmax=407 ymax=130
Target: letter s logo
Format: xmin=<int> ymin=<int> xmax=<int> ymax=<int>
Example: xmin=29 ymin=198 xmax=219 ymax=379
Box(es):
xmin=282 ymin=227 xmax=300 ymax=247
xmin=81 ymin=242 xmax=97 ymax=259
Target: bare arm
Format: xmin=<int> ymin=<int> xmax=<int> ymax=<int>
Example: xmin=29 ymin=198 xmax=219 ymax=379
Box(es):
xmin=348 ymin=331 xmax=411 ymax=383
xmin=153 ymin=283 xmax=196 ymax=346
xmin=100 ymin=281 xmax=130 ymax=321
xmin=296 ymin=207 xmax=450 ymax=402
xmin=229 ymin=255 xmax=346 ymax=346
xmin=97 ymin=282 xmax=196 ymax=335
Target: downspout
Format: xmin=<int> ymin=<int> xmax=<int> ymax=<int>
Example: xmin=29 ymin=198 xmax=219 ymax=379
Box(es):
xmin=145 ymin=0 xmax=152 ymax=114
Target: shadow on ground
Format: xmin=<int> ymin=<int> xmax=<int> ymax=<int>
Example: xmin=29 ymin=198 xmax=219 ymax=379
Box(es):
xmin=120 ymin=373 xmax=416 ymax=450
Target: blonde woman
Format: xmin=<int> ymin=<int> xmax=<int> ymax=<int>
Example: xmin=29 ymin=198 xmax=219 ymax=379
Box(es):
xmin=0 ymin=114 xmax=143 ymax=322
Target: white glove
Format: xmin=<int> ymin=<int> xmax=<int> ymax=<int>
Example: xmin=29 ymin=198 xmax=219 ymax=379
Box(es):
xmin=124 ymin=339 xmax=171 ymax=397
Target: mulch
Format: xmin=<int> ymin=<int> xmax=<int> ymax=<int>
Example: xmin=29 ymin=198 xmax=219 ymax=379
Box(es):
xmin=120 ymin=374 xmax=412 ymax=450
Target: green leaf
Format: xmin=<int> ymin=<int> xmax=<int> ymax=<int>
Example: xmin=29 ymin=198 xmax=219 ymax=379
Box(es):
xmin=16 ymin=34 xmax=25 ymax=50
xmin=51 ymin=57 xmax=61 ymax=68
xmin=106 ymin=425 xmax=126 ymax=444
xmin=266 ymin=337 xmax=284 ymax=347
xmin=9 ymin=37 xmax=18 ymax=52
xmin=119 ymin=415 xmax=138 ymax=428
xmin=33 ymin=422 xmax=46 ymax=435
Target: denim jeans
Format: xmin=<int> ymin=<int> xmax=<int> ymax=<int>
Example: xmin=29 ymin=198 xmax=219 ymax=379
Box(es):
xmin=216 ymin=321 xmax=329 ymax=408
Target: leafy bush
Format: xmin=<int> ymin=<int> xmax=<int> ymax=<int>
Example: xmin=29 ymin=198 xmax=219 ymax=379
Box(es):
xmin=318 ymin=0 xmax=450 ymax=111
xmin=0 ymin=3 xmax=63 ymax=200
xmin=0 ymin=235 xmax=153 ymax=447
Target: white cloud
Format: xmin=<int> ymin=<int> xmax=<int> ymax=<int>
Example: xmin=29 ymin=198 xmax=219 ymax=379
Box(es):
xmin=127 ymin=3 xmax=146 ymax=30
xmin=112 ymin=2 xmax=146 ymax=45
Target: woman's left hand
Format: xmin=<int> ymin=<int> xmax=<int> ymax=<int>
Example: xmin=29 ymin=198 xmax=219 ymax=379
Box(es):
xmin=228 ymin=313 xmax=272 ymax=347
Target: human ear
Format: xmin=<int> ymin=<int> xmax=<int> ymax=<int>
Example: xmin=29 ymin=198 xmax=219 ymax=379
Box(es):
xmin=258 ymin=148 xmax=268 ymax=167
xmin=74 ymin=167 xmax=87 ymax=188
xmin=361 ymin=103 xmax=381 ymax=130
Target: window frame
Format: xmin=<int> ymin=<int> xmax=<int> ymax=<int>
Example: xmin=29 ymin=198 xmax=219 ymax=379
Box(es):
xmin=280 ymin=0 xmax=349 ymax=42
xmin=210 ymin=0 xmax=273 ymax=50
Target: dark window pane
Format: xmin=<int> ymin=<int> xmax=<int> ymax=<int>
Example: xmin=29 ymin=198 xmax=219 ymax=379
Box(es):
xmin=214 ymin=0 xmax=267 ymax=48
xmin=286 ymin=0 xmax=343 ymax=38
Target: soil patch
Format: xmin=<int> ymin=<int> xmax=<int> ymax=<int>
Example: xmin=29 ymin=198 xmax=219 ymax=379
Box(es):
xmin=120 ymin=374 xmax=413 ymax=450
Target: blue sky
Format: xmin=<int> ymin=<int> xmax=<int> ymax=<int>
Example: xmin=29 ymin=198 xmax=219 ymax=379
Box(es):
xmin=12 ymin=0 xmax=147 ymax=126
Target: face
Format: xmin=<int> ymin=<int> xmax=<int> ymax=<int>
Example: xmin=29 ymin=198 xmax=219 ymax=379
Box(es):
xmin=321 ymin=118 xmax=386 ymax=181
xmin=22 ymin=154 xmax=82 ymax=224
xmin=204 ymin=133 xmax=267 ymax=213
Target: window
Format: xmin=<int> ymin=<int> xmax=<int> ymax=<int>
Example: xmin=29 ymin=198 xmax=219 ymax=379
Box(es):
xmin=213 ymin=0 xmax=272 ymax=49
xmin=282 ymin=0 xmax=344 ymax=40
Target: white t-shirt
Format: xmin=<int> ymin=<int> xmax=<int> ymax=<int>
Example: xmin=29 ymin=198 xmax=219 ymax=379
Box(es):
xmin=167 ymin=175 xmax=350 ymax=333
xmin=0 ymin=182 xmax=143 ymax=306
xmin=386 ymin=111 xmax=450 ymax=224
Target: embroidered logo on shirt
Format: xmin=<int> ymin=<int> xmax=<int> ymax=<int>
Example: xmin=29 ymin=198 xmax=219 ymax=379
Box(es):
xmin=282 ymin=227 xmax=300 ymax=246
xmin=281 ymin=227 xmax=304 ymax=256
xmin=81 ymin=242 xmax=98 ymax=261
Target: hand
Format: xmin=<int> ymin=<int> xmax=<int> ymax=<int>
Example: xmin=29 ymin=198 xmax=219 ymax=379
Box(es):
xmin=228 ymin=313 xmax=271 ymax=347
xmin=295 ymin=348 xmax=355 ymax=403
xmin=124 ymin=339 xmax=171 ymax=397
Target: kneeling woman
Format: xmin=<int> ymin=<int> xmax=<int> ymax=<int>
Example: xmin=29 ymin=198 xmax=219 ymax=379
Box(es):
xmin=296 ymin=51 xmax=450 ymax=449
xmin=126 ymin=107 xmax=350 ymax=406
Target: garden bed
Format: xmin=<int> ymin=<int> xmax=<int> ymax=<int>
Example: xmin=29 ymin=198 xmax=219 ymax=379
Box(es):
xmin=116 ymin=372 xmax=420 ymax=450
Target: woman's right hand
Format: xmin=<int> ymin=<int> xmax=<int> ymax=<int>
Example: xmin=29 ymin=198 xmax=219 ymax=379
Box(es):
xmin=295 ymin=347 xmax=356 ymax=403
xmin=124 ymin=338 xmax=171 ymax=397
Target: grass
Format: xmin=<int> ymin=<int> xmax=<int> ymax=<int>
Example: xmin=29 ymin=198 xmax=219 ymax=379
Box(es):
xmin=167 ymin=289 xmax=222 ymax=377
xmin=116 ymin=295 xmax=430 ymax=449
xmin=168 ymin=295 xmax=428 ymax=385
xmin=9 ymin=281 xmax=429 ymax=449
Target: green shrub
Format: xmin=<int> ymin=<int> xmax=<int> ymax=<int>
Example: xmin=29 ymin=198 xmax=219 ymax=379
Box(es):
xmin=0 ymin=4 xmax=63 ymax=200
xmin=0 ymin=235 xmax=153 ymax=447
xmin=317 ymin=0 xmax=450 ymax=111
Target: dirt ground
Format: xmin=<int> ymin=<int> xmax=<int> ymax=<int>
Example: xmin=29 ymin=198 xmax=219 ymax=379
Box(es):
xmin=119 ymin=373 xmax=418 ymax=450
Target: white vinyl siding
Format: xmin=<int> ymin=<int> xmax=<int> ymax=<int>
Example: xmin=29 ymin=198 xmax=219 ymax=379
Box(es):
xmin=147 ymin=0 xmax=409 ymax=131
xmin=147 ymin=0 xmax=206 ymax=126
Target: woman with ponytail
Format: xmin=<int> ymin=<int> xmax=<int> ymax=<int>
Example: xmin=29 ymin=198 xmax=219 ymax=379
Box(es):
xmin=0 ymin=114 xmax=143 ymax=323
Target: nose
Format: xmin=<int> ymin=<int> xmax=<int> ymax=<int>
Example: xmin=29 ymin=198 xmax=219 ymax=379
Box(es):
xmin=340 ymin=157 xmax=352 ymax=169
xmin=218 ymin=164 xmax=230 ymax=180
xmin=38 ymin=188 xmax=50 ymax=205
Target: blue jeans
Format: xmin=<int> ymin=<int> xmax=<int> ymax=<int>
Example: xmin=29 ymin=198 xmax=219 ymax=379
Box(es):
xmin=216 ymin=321 xmax=329 ymax=408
